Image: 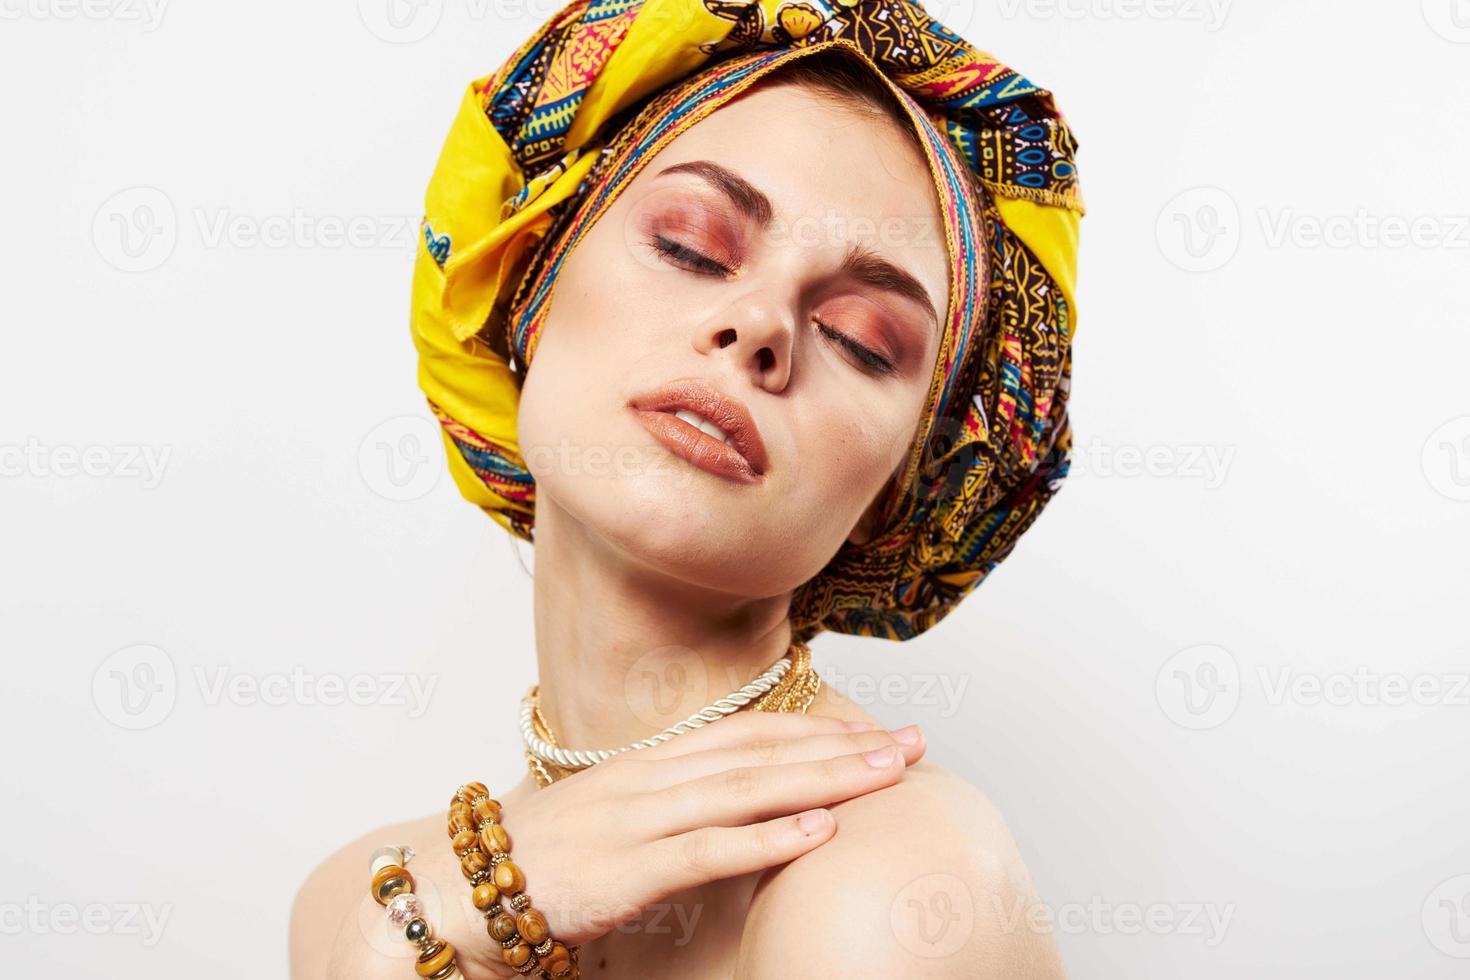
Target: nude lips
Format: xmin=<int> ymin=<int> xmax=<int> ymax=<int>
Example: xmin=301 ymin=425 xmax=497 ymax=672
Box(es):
xmin=629 ymin=408 xmax=759 ymax=483
xmin=627 ymin=380 xmax=769 ymax=485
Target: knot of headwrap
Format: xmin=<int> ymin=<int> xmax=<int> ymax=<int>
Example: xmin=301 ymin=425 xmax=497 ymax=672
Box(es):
xmin=410 ymin=0 xmax=1085 ymax=642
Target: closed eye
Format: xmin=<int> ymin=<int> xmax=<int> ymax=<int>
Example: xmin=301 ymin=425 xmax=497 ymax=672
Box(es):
xmin=649 ymin=235 xmax=732 ymax=277
xmin=816 ymin=320 xmax=896 ymax=376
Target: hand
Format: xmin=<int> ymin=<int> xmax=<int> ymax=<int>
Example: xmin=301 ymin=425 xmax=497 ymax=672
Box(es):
xmin=452 ymin=711 xmax=925 ymax=978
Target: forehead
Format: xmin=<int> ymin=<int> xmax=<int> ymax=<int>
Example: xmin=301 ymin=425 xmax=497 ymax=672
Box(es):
xmin=619 ymin=82 xmax=953 ymax=313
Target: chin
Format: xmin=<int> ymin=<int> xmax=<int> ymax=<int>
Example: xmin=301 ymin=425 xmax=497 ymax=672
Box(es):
xmin=573 ymin=475 xmax=824 ymax=597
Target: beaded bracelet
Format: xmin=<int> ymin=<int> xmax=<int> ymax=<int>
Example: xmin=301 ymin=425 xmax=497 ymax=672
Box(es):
xmin=368 ymin=844 xmax=461 ymax=979
xmin=448 ymin=781 xmax=580 ymax=979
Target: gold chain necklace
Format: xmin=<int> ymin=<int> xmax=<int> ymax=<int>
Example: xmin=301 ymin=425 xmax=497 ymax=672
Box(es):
xmin=524 ymin=640 xmax=822 ymax=787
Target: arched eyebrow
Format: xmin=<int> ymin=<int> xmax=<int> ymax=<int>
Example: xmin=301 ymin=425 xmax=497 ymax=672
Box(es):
xmin=657 ymin=160 xmax=774 ymax=226
xmin=654 ymin=159 xmax=942 ymax=330
xmin=839 ymin=244 xmax=940 ymax=330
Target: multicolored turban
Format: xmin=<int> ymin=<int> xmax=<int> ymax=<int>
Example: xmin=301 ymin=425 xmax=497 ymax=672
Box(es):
xmin=410 ymin=0 xmax=1084 ymax=642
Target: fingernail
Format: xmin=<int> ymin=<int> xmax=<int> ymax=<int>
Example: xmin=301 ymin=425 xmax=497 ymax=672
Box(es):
xmin=797 ymin=809 xmax=829 ymax=834
xmin=843 ymin=720 xmax=872 ymax=731
xmin=864 ymin=745 xmax=897 ymax=768
xmin=891 ymin=725 xmax=920 ymax=745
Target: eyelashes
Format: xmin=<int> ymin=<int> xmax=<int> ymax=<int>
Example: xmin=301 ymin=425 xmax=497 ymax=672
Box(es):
xmin=646 ymin=235 xmax=897 ymax=377
xmin=650 ymin=234 xmax=732 ymax=277
xmin=815 ymin=320 xmax=895 ymax=375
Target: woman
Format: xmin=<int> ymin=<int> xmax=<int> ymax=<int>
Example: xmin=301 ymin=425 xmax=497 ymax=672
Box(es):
xmin=292 ymin=0 xmax=1082 ymax=976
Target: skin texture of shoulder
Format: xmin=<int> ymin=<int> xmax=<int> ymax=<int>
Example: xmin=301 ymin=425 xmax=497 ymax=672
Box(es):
xmin=736 ymin=757 xmax=1070 ymax=979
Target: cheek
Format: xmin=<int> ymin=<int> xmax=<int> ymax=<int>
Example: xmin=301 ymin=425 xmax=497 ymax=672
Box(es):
xmin=533 ymin=214 xmax=687 ymax=356
xmin=791 ymin=397 xmax=914 ymax=526
xmin=515 ymin=224 xmax=675 ymax=485
xmin=513 ymin=255 xmax=604 ymax=468
xmin=523 ymin=223 xmax=650 ymax=383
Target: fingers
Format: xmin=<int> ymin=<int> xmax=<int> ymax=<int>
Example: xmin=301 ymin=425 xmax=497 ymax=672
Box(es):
xmin=649 ymin=807 xmax=837 ymax=896
xmin=610 ymin=710 xmax=864 ymax=763
xmin=629 ymin=727 xmax=925 ymax=793
xmin=636 ymin=741 xmax=913 ymax=839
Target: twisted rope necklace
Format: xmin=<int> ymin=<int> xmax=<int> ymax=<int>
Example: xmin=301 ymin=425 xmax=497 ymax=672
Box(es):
xmin=521 ymin=640 xmax=821 ymax=787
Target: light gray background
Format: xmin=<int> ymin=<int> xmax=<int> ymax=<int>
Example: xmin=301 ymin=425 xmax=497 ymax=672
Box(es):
xmin=2 ymin=1 xmax=1468 ymax=977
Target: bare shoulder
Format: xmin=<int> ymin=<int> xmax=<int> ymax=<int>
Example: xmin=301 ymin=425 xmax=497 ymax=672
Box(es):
xmin=288 ymin=812 xmax=441 ymax=980
xmin=736 ymin=757 xmax=1067 ymax=979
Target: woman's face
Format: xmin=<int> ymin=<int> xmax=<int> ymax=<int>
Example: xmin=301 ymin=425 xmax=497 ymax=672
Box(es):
xmin=517 ymin=79 xmax=951 ymax=598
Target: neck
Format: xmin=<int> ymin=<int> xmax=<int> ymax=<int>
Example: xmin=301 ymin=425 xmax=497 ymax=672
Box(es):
xmin=528 ymin=496 xmax=797 ymax=752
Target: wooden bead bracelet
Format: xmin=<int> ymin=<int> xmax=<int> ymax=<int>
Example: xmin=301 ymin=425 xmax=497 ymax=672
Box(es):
xmin=448 ymin=781 xmax=579 ymax=979
xmin=368 ymin=843 xmax=461 ymax=979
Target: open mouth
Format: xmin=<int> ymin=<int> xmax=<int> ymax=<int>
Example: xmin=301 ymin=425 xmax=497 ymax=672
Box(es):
xmin=666 ymin=408 xmax=736 ymax=445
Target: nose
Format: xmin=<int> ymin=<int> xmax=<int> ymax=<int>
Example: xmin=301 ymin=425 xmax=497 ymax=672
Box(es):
xmin=695 ymin=289 xmax=796 ymax=392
